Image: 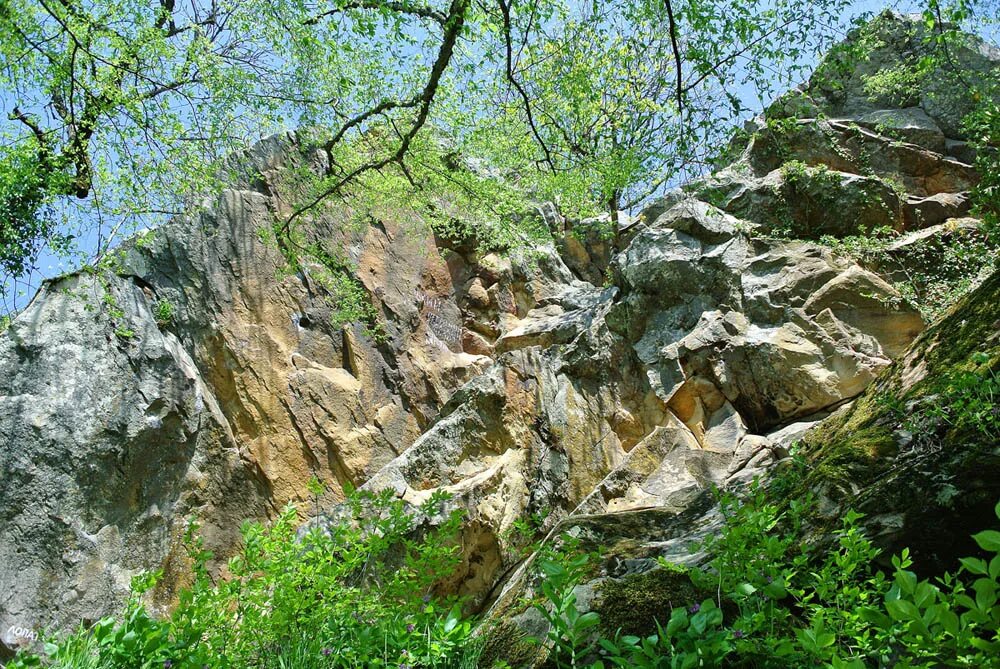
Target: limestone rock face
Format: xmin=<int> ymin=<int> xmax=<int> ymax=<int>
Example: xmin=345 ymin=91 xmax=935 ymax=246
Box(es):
xmin=800 ymin=11 xmax=1000 ymax=139
xmin=613 ymin=203 xmax=922 ymax=431
xmin=0 ymin=133 xmax=554 ymax=636
xmin=0 ymin=11 xmax=994 ymax=651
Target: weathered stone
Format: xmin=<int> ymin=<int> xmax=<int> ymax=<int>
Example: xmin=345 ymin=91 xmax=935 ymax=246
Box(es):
xmin=858 ymin=108 xmax=946 ymax=153
xmin=804 ymin=11 xmax=1000 ymax=139
xmin=617 ymin=217 xmax=923 ymax=431
xmin=1 ymin=13 xmax=990 ymax=649
xmin=902 ymin=192 xmax=972 ymax=229
xmin=702 ymin=165 xmax=902 ymax=239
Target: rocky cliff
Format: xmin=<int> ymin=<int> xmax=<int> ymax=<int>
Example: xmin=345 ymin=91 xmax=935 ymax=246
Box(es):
xmin=1 ymin=11 xmax=997 ymax=657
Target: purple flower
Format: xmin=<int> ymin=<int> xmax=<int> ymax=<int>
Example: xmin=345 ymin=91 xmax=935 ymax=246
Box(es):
xmin=406 ymin=623 xmax=416 ymax=633
xmin=163 ymin=662 xmax=172 ymax=669
xmin=733 ymin=629 xmax=746 ymax=639
xmin=400 ymin=665 xmax=411 ymax=669
xmin=321 ymin=648 xmax=332 ymax=657
xmin=765 ymin=575 xmax=774 ymax=584
xmin=422 ymin=594 xmax=432 ymax=603
xmin=688 ymin=603 xmax=700 ymax=613
xmin=401 ymin=650 xmax=410 ymax=657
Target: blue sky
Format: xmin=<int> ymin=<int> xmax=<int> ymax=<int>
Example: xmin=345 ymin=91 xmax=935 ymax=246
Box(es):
xmin=1 ymin=0 xmax=993 ymax=314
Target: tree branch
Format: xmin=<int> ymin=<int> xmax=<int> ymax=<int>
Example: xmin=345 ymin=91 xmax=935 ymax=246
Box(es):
xmin=663 ymin=0 xmax=683 ymax=111
xmin=323 ymin=95 xmax=422 ymax=154
xmin=305 ymin=0 xmax=446 ymax=26
xmin=497 ymin=0 xmax=556 ymax=173
xmin=9 ymin=107 xmax=49 ymax=153
xmin=284 ymin=0 xmax=470 ymax=229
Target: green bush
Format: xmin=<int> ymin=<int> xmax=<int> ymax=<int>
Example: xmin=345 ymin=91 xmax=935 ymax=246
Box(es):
xmin=533 ymin=485 xmax=1000 ymax=669
xmin=10 ymin=489 xmax=476 ymax=669
xmin=153 ymin=300 xmax=175 ymax=326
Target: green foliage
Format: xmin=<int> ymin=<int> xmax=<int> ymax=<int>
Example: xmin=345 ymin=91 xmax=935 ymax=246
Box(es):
xmin=153 ymin=299 xmax=175 ymax=326
xmin=9 ymin=489 xmax=475 ymax=668
xmin=594 ymin=567 xmax=710 ymax=640
xmin=818 ymin=223 xmax=999 ymax=320
xmin=965 ymin=91 xmax=1000 ymax=239
xmin=0 ymin=142 xmax=73 ymax=278
xmin=597 ymin=600 xmax=732 ymax=668
xmin=531 ymin=538 xmax=602 ymax=668
xmin=531 ymin=483 xmax=1000 ymax=668
xmin=862 ymin=65 xmax=927 ymax=106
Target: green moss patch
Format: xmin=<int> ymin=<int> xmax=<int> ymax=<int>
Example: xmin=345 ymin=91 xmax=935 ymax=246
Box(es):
xmin=595 ymin=568 xmax=710 ymax=638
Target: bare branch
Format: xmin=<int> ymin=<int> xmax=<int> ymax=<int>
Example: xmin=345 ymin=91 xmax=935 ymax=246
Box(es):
xmin=9 ymin=107 xmax=49 ymax=154
xmin=323 ymin=95 xmax=422 ymax=154
xmin=663 ymin=0 xmax=683 ymax=111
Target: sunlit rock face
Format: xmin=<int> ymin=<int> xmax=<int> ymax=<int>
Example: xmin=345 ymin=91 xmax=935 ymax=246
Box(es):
xmin=0 ymin=10 xmax=995 ymax=649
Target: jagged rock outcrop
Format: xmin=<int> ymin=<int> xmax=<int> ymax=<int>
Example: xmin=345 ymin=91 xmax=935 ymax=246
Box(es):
xmin=797 ymin=267 xmax=1000 ymax=574
xmin=0 ymin=10 xmax=996 ymax=659
xmin=0 ymin=134 xmax=555 ymax=638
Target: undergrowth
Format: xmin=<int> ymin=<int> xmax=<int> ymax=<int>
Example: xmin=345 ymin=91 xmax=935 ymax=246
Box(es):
xmin=8 ymin=488 xmax=478 ymax=669
xmin=532 ymin=487 xmax=1000 ymax=669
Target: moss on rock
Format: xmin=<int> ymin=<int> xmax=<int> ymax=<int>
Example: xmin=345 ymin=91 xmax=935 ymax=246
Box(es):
xmin=476 ymin=619 xmax=540 ymax=669
xmin=791 ymin=268 xmax=1000 ymax=573
xmin=594 ymin=567 xmax=710 ymax=638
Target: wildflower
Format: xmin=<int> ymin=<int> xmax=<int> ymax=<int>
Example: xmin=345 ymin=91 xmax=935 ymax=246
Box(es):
xmin=422 ymin=594 xmax=432 ymax=603
xmin=407 ymin=623 xmax=416 ymax=633
xmin=321 ymin=648 xmax=332 ymax=657
xmin=688 ymin=603 xmax=700 ymax=613
xmin=163 ymin=662 xmax=173 ymax=669
xmin=733 ymin=629 xmax=746 ymax=639
xmin=765 ymin=575 xmax=774 ymax=584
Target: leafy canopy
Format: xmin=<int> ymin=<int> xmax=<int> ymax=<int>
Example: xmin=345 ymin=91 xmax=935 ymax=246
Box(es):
xmin=0 ymin=0 xmax=993 ymax=314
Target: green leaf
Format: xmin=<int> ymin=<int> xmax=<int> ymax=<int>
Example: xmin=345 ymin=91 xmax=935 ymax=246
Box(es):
xmin=895 ymin=569 xmax=918 ymax=595
xmin=859 ymin=606 xmax=891 ymax=627
xmin=939 ymin=608 xmax=960 ymax=637
xmin=817 ymin=632 xmax=836 ymax=648
xmin=886 ymin=599 xmax=920 ymax=622
xmin=973 ymin=530 xmax=1000 ymax=552
xmin=960 ymin=557 xmax=989 ymax=575
xmin=970 ymin=637 xmax=1000 ymax=653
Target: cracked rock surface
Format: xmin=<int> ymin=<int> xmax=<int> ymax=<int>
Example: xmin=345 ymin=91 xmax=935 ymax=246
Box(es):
xmin=1 ymin=11 xmax=996 ymax=651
